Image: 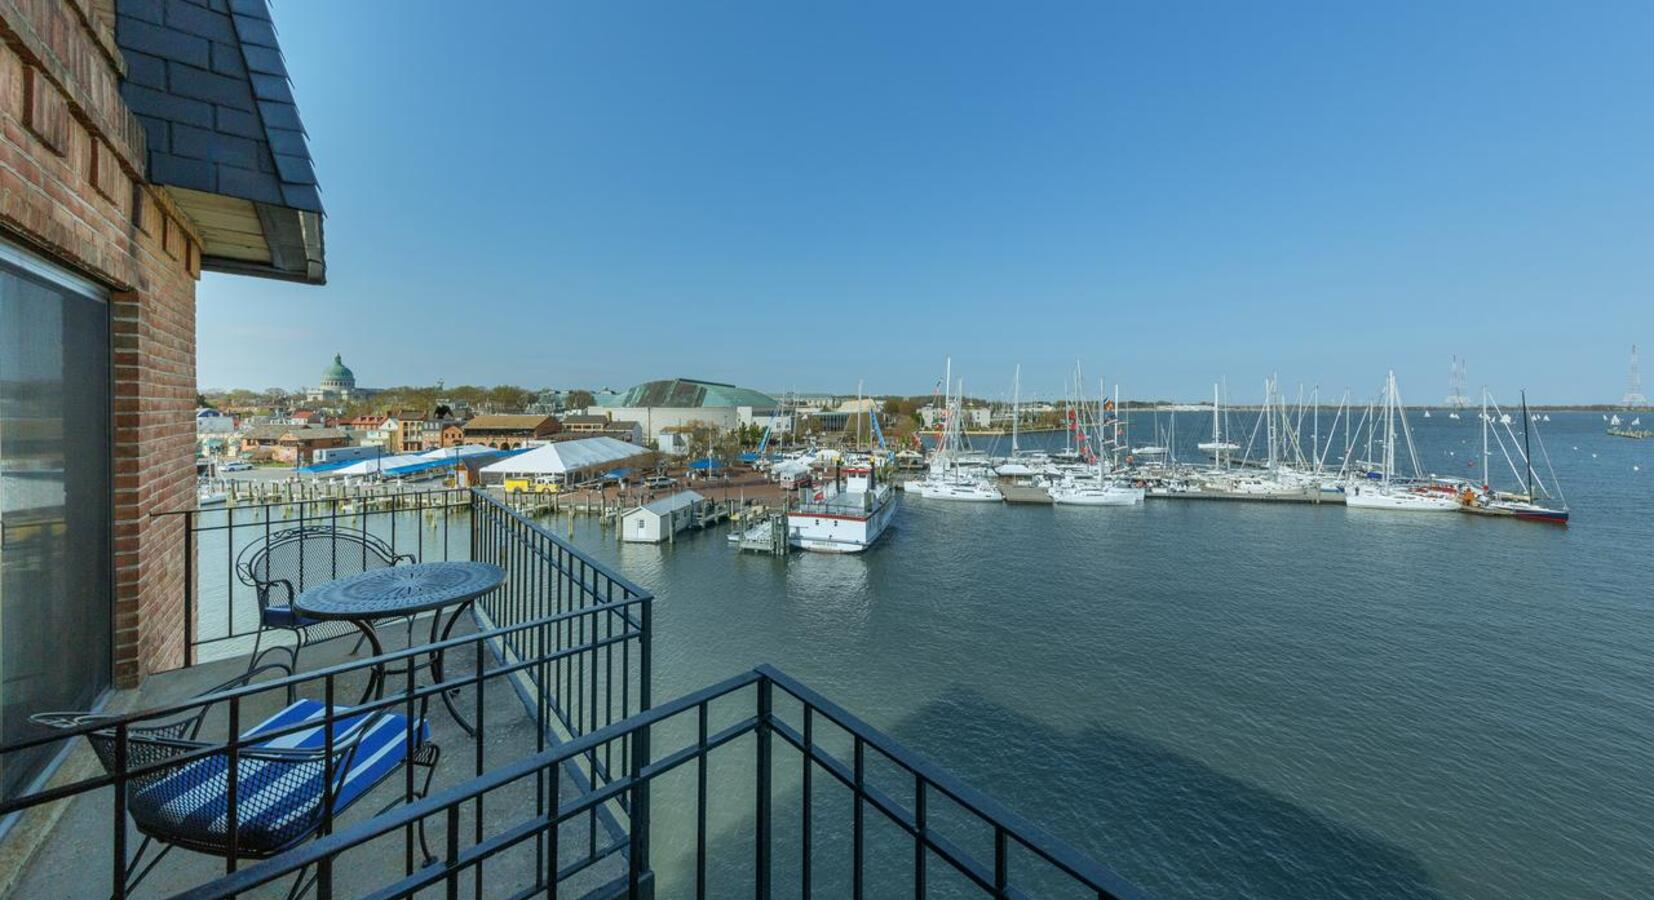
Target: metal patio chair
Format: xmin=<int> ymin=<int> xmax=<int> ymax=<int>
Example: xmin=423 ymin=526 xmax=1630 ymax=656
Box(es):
xmin=31 ymin=667 xmax=440 ymax=898
xmin=236 ymin=526 xmax=418 ymax=682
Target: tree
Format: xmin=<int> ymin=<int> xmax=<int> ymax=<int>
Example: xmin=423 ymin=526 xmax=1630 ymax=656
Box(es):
xmin=565 ymin=389 xmax=594 ymax=411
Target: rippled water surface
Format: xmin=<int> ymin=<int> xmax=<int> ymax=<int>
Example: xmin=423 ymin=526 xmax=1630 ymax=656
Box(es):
xmin=562 ymin=412 xmax=1651 ymax=899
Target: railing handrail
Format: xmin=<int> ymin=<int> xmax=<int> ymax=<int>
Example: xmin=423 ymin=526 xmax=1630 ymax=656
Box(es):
xmin=168 ymin=670 xmax=764 ymax=900
xmin=147 ymin=485 xmax=474 ymax=523
xmin=468 ymin=488 xmax=655 ymax=601
xmin=0 ymin=599 xmax=644 ymax=760
xmin=168 ymin=665 xmax=1147 ymax=900
xmin=758 ymin=664 xmax=1145 ymax=899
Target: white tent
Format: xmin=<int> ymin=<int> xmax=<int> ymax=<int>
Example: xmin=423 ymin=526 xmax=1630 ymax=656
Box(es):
xmin=327 ymin=452 xmax=427 ymax=476
xmin=417 ymin=445 xmax=495 ymax=461
xmin=478 ymin=437 xmax=646 ymax=477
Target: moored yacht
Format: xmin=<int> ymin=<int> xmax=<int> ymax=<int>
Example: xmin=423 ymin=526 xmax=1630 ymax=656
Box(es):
xmin=1049 ymin=478 xmax=1143 ymax=506
xmin=788 ymin=464 xmax=898 ymax=552
xmin=914 ymin=477 xmax=1003 ymax=502
xmin=1343 ymin=371 xmax=1460 ymax=513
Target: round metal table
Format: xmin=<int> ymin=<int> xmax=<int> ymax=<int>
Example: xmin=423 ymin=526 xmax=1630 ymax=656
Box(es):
xmin=294 ymin=561 xmax=504 ymax=733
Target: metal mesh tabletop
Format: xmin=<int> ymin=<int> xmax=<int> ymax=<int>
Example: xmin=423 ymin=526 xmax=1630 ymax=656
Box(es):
xmin=294 ymin=562 xmax=504 ymax=620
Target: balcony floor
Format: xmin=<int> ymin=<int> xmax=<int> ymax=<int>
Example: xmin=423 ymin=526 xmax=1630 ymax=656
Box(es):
xmin=11 ymin=614 xmax=627 ymax=898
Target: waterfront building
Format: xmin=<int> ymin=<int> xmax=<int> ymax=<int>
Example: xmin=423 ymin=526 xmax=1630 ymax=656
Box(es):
xmin=562 ymin=412 xmax=613 ymax=434
xmin=622 ymin=490 xmax=707 ymax=543
xmin=461 ymin=413 xmax=561 ymax=448
xmin=599 ymin=377 xmax=777 ymax=441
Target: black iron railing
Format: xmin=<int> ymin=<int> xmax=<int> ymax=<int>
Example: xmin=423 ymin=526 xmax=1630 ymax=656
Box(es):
xmin=158 ymin=487 xmax=476 ymax=666
xmin=168 ymin=666 xmax=1145 ymax=900
xmin=0 ymin=605 xmax=648 ymax=898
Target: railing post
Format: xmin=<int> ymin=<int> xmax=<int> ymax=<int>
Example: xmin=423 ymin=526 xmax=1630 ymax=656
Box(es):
xmin=112 ymin=722 xmax=128 ymax=899
xmin=183 ymin=514 xmax=195 ymax=667
xmin=756 ymin=676 xmax=772 ymax=900
xmin=628 ymin=717 xmax=650 ymax=899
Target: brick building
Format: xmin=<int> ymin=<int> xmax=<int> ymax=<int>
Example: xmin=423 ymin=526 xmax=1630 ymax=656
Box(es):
xmin=461 ymin=414 xmax=561 ymax=449
xmin=0 ymin=0 xmax=324 ymax=778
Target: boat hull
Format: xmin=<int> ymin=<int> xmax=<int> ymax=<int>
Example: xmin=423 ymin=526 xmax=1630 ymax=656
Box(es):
xmin=914 ymin=480 xmax=1003 ymax=502
xmin=1051 ymin=487 xmax=1144 ymax=506
xmin=788 ymin=495 xmax=898 ymax=552
xmin=1344 ymin=485 xmax=1461 ymax=511
xmin=1489 ymin=501 xmax=1570 ymax=524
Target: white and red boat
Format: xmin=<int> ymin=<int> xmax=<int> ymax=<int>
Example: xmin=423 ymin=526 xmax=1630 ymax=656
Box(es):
xmin=787 ymin=464 xmax=898 ymax=553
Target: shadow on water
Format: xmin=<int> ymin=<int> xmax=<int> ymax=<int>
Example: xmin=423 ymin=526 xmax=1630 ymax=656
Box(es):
xmin=655 ymin=686 xmax=1444 ymax=900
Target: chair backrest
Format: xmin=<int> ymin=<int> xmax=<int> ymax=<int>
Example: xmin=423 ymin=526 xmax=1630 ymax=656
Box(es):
xmin=89 ymin=728 xmax=334 ymax=856
xmin=236 ymin=526 xmax=408 ymax=608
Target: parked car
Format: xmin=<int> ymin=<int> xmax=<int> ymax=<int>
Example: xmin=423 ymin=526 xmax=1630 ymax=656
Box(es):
xmin=643 ymin=475 xmax=676 ymax=489
xmin=219 ymin=460 xmax=252 ymax=472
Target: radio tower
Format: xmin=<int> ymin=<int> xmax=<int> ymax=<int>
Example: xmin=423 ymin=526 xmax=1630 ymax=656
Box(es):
xmin=1624 ymin=344 xmax=1647 ymax=409
xmin=1445 ymin=355 xmax=1469 ymax=410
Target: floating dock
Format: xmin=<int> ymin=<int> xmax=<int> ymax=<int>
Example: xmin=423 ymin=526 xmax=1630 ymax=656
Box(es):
xmin=999 ymin=484 xmax=1053 ymax=504
xmin=1145 ymin=487 xmax=1343 ymax=504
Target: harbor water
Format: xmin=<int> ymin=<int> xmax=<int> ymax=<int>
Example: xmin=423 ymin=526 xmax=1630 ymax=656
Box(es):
xmin=565 ymin=411 xmax=1652 ymax=899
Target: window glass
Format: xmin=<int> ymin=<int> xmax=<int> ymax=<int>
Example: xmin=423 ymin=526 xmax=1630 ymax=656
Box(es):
xmin=0 ymin=247 xmax=111 ymax=801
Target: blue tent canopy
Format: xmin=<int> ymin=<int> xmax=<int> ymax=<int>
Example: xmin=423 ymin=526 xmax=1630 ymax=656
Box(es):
xmin=688 ymin=458 xmax=726 ymax=470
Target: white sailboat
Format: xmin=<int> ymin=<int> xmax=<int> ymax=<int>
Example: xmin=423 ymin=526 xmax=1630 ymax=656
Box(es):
xmin=1343 ymin=371 xmax=1459 ymax=512
xmin=1470 ymin=388 xmax=1569 ymax=524
xmin=1197 ymin=382 xmax=1240 ymax=460
xmin=911 ymin=360 xmax=1003 ymax=502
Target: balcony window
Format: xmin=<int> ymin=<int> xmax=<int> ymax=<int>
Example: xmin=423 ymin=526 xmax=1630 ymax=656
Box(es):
xmin=0 ymin=239 xmax=111 ymax=802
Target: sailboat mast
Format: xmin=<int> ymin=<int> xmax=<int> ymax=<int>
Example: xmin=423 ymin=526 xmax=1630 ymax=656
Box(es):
xmin=1383 ymin=372 xmax=1396 ymax=486
xmin=1521 ymin=390 xmax=1534 ymax=500
xmin=1011 ymin=364 xmax=1021 ymax=455
xmin=1488 ymin=385 xmax=1501 ymax=489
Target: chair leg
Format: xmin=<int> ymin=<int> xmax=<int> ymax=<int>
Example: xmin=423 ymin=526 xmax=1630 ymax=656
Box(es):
xmin=416 ymin=744 xmax=442 ymax=865
xmin=286 ymin=637 xmax=305 ymax=704
xmin=121 ymin=837 xmax=171 ymax=896
xmin=247 ymin=629 xmax=266 ymax=675
xmin=282 ymin=863 xmax=315 ymax=900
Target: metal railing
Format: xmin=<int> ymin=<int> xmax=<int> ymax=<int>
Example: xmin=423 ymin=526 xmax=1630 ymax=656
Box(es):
xmin=158 ymin=488 xmax=651 ymax=738
xmin=0 ymin=606 xmax=648 ymax=898
xmin=158 ymin=486 xmax=476 ymax=665
xmin=170 ymin=666 xmax=1146 ymax=900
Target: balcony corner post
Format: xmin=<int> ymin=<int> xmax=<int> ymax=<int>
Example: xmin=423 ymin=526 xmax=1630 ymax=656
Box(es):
xmin=756 ymin=675 xmax=773 ymax=900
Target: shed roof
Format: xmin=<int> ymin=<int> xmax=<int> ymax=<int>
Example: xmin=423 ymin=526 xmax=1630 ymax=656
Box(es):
xmin=603 ymin=379 xmax=776 ymax=410
xmin=639 ymin=490 xmax=705 ymax=516
xmin=463 ymin=414 xmax=556 ymax=432
xmin=478 ymin=437 xmax=646 ymax=476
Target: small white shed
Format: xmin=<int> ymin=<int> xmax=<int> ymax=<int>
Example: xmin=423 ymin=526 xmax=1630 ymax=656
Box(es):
xmin=621 ymin=490 xmax=705 ymax=543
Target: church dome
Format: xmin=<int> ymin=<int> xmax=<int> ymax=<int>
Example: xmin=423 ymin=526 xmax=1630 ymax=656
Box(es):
xmin=321 ymin=353 xmax=355 ymax=389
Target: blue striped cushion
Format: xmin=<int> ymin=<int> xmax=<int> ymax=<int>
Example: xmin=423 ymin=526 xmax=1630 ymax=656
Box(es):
xmin=127 ymin=700 xmax=428 ymax=855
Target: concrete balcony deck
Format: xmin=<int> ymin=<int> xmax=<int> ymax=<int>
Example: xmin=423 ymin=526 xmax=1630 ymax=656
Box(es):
xmin=5 ymin=615 xmax=627 ymax=899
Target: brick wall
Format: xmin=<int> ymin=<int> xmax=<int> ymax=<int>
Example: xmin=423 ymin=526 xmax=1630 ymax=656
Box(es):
xmin=2 ymin=2 xmax=203 ymax=686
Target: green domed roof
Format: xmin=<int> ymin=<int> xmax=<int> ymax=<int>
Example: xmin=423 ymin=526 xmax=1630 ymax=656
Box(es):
xmin=322 ymin=353 xmax=354 ymax=382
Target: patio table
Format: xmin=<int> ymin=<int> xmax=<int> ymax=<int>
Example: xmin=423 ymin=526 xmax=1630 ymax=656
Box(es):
xmin=294 ymin=561 xmax=503 ymax=734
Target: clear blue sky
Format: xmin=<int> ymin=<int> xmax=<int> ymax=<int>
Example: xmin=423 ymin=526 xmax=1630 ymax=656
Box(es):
xmin=199 ymin=0 xmax=1652 ymax=403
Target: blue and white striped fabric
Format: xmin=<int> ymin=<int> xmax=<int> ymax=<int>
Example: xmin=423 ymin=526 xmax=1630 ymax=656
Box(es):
xmin=127 ymin=700 xmax=428 ymax=855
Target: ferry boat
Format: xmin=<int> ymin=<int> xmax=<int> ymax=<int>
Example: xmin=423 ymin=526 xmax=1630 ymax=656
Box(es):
xmin=787 ymin=464 xmax=898 ymax=553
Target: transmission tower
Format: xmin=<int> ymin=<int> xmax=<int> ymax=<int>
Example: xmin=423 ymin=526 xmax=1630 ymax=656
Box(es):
xmin=1624 ymin=345 xmax=1647 ymax=409
xmin=1445 ymin=355 xmax=1469 ymax=410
